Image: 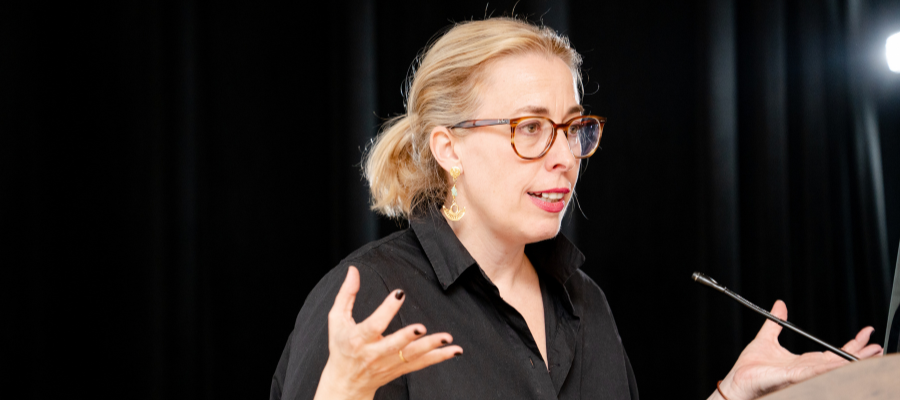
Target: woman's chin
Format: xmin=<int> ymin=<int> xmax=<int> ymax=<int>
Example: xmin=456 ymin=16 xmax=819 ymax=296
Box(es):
xmin=518 ymin=218 xmax=563 ymax=243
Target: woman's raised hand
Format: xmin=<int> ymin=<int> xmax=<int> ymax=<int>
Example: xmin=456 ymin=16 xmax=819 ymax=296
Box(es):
xmin=711 ymin=300 xmax=882 ymax=400
xmin=314 ymin=266 xmax=463 ymax=400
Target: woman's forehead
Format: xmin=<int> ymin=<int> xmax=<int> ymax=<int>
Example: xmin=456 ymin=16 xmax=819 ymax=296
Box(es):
xmin=477 ymin=53 xmax=580 ymax=117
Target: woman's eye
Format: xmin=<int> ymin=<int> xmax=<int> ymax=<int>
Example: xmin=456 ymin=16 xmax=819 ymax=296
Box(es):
xmin=520 ymin=123 xmax=540 ymax=134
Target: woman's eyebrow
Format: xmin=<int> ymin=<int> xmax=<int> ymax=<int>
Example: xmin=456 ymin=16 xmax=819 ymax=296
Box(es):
xmin=512 ymin=105 xmax=584 ymax=116
xmin=513 ymin=105 xmax=550 ymax=115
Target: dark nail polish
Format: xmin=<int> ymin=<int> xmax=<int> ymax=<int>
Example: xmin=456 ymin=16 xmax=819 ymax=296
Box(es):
xmin=395 ymin=290 xmax=404 ymax=300
xmin=441 ymin=339 xmax=448 ymax=345
xmin=454 ymin=352 xmax=462 ymax=357
xmin=414 ymin=329 xmax=422 ymax=335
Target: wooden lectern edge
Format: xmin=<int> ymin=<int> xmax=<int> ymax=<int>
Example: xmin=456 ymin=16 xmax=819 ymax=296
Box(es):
xmin=758 ymin=353 xmax=900 ymax=400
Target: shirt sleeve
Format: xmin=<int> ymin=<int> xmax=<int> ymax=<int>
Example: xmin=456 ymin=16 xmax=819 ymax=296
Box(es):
xmin=624 ymin=352 xmax=639 ymax=400
xmin=270 ymin=263 xmax=408 ymax=400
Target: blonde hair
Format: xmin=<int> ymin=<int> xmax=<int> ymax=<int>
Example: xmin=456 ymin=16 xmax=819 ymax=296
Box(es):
xmin=363 ymin=17 xmax=583 ymax=219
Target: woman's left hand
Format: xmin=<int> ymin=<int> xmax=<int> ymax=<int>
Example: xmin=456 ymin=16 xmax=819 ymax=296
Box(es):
xmin=711 ymin=300 xmax=883 ymax=400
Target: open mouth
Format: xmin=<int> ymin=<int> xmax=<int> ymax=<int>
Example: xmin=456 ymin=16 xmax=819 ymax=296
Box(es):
xmin=527 ymin=191 xmax=565 ymax=203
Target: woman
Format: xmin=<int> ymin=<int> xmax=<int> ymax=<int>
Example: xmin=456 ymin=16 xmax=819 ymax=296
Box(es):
xmin=270 ymin=18 xmax=882 ymax=400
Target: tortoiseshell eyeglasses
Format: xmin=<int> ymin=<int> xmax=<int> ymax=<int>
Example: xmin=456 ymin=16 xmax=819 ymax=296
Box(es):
xmin=448 ymin=115 xmax=606 ymax=160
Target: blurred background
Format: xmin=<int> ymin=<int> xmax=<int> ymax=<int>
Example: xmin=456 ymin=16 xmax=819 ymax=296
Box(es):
xmin=2 ymin=0 xmax=899 ymax=398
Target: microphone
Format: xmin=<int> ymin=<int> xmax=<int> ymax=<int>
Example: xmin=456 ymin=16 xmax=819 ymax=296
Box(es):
xmin=692 ymin=272 xmax=858 ymax=362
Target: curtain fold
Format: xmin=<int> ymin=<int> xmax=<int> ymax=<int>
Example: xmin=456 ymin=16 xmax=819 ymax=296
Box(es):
xmin=696 ymin=0 xmax=743 ymax=392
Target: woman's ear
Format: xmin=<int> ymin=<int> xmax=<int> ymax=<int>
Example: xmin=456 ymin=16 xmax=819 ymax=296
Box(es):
xmin=430 ymin=126 xmax=460 ymax=172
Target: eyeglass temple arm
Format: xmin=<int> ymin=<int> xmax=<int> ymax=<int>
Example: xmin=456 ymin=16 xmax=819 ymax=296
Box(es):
xmin=450 ymin=119 xmax=510 ymax=129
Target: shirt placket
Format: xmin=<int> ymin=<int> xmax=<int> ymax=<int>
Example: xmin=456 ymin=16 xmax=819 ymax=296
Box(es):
xmin=471 ymin=268 xmax=559 ymax=399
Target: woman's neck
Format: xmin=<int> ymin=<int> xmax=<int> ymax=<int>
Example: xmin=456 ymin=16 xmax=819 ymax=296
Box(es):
xmin=447 ymin=216 xmax=533 ymax=291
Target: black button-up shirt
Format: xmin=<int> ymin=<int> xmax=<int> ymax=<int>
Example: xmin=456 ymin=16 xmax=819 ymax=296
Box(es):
xmin=271 ymin=209 xmax=638 ymax=399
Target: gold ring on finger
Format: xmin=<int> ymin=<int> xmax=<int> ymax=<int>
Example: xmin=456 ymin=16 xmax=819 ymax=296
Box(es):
xmin=398 ymin=350 xmax=408 ymax=363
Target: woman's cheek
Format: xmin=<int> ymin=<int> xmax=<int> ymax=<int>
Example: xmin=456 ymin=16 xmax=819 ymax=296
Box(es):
xmin=567 ymin=160 xmax=580 ymax=182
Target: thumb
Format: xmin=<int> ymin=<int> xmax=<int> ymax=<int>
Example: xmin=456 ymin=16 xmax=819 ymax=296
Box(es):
xmin=755 ymin=299 xmax=788 ymax=341
xmin=332 ymin=266 xmax=361 ymax=322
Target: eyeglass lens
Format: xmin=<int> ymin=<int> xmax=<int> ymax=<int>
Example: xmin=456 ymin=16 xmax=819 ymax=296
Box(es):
xmin=513 ymin=117 xmax=601 ymax=158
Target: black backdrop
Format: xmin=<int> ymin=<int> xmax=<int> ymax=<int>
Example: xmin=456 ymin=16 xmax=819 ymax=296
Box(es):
xmin=3 ymin=0 xmax=900 ymax=399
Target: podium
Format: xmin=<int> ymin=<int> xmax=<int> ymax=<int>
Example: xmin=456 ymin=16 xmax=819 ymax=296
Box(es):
xmin=760 ymin=354 xmax=900 ymax=399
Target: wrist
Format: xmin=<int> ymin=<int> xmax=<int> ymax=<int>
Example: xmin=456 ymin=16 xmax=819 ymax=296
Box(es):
xmin=708 ymin=389 xmax=727 ymax=400
xmin=715 ymin=374 xmax=753 ymax=400
xmin=315 ymin=361 xmax=375 ymax=400
xmin=715 ymin=379 xmax=733 ymax=400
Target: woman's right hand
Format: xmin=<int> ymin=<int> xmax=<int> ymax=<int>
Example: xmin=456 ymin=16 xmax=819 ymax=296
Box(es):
xmin=314 ymin=266 xmax=463 ymax=400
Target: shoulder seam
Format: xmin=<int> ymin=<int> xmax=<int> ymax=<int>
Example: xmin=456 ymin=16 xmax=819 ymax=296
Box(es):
xmin=339 ymin=229 xmax=412 ymax=264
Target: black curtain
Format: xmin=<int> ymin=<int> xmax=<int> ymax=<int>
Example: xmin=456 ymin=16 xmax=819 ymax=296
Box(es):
xmin=3 ymin=0 xmax=899 ymax=399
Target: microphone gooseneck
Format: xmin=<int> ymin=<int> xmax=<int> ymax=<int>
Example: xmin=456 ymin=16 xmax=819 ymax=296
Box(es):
xmin=692 ymin=272 xmax=859 ymax=362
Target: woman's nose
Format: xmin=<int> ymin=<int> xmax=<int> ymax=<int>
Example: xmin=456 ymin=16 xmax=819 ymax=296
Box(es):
xmin=545 ymin=128 xmax=577 ymax=170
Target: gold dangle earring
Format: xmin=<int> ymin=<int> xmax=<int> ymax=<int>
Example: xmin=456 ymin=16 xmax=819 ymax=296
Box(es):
xmin=442 ymin=166 xmax=465 ymax=221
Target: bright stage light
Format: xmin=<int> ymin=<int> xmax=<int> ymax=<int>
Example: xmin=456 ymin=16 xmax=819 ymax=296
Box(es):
xmin=888 ymin=32 xmax=900 ymax=73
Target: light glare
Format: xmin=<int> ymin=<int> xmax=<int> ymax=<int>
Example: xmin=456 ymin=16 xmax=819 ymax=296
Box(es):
xmin=888 ymin=32 xmax=900 ymax=73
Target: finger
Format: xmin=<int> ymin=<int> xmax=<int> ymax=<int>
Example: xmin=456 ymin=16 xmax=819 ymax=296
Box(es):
xmin=842 ymin=326 xmax=874 ymax=354
xmin=771 ymin=299 xmax=788 ymax=320
xmin=367 ymin=323 xmax=428 ymax=356
xmin=401 ymin=345 xmax=463 ymax=375
xmin=755 ymin=300 xmax=788 ymax=341
xmin=357 ymin=288 xmax=406 ymax=339
xmin=330 ymin=266 xmax=360 ymax=324
xmin=400 ymin=332 xmax=454 ymax=361
xmin=857 ymin=343 xmax=883 ymax=359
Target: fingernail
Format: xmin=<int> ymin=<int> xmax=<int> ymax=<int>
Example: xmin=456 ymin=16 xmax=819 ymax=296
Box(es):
xmin=441 ymin=339 xmax=448 ymax=345
xmin=414 ymin=329 xmax=422 ymax=335
xmin=454 ymin=352 xmax=462 ymax=357
xmin=395 ymin=290 xmax=404 ymax=300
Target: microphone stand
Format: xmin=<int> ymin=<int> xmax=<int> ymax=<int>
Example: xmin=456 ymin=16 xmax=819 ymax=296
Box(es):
xmin=692 ymin=272 xmax=858 ymax=362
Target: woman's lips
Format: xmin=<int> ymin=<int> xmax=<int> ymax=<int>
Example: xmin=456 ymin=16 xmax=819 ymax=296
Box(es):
xmin=535 ymin=188 xmax=570 ymax=194
xmin=529 ymin=194 xmax=566 ymax=213
xmin=527 ymin=188 xmax=570 ymax=213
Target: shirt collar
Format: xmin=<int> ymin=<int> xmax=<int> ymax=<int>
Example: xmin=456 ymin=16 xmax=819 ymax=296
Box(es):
xmin=409 ymin=207 xmax=586 ymax=290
